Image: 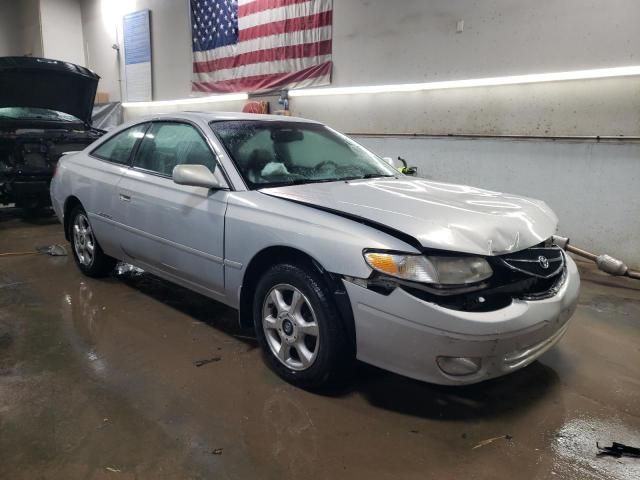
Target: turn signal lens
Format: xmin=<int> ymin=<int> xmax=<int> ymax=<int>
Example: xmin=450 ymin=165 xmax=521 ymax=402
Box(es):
xmin=364 ymin=252 xmax=438 ymax=283
xmin=363 ymin=253 xmax=399 ymax=275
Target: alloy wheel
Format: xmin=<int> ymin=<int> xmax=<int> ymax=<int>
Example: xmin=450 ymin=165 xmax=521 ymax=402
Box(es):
xmin=72 ymin=213 xmax=96 ymax=267
xmin=262 ymin=283 xmax=320 ymax=371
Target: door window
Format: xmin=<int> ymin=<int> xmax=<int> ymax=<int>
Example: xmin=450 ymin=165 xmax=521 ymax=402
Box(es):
xmin=92 ymin=123 xmax=149 ymax=164
xmin=134 ymin=122 xmax=218 ymax=176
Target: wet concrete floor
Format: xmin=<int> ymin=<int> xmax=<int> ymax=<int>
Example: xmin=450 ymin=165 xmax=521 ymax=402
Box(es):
xmin=0 ymin=208 xmax=639 ymax=479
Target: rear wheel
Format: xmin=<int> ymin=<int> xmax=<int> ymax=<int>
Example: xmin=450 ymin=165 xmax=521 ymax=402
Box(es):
xmin=253 ymin=262 xmax=353 ymax=389
xmin=69 ymin=205 xmax=116 ymax=277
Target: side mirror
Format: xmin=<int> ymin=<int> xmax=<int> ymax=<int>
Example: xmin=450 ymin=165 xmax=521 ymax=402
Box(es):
xmin=172 ymin=164 xmax=223 ymax=189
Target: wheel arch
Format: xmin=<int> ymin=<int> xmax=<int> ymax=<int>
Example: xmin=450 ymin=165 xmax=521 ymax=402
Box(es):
xmin=62 ymin=196 xmax=83 ymax=240
xmin=238 ymin=246 xmax=356 ymax=355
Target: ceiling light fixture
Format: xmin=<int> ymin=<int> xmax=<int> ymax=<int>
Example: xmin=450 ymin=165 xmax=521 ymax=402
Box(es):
xmin=288 ymin=66 xmax=640 ymax=97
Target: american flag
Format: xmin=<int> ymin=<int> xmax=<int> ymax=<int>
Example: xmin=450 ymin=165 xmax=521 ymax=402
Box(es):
xmin=191 ymin=0 xmax=333 ymax=93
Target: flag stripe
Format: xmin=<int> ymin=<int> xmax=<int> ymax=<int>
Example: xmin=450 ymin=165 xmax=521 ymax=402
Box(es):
xmin=239 ymin=0 xmax=309 ymax=17
xmin=194 ymin=39 xmax=331 ymax=72
xmin=239 ymin=10 xmax=332 ymax=42
xmin=195 ymin=53 xmax=332 ymax=82
xmin=194 ymin=60 xmax=331 ymax=93
xmin=239 ymin=0 xmax=331 ymax=30
xmin=193 ymin=25 xmax=331 ymax=62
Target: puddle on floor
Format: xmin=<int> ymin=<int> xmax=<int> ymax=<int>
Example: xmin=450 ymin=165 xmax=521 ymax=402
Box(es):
xmin=552 ymin=417 xmax=640 ymax=480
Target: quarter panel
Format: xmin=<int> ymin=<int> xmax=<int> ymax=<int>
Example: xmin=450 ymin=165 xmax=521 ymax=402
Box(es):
xmin=58 ymin=153 xmax=128 ymax=258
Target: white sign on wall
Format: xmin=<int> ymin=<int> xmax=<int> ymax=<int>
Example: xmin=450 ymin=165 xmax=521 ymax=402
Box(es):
xmin=123 ymin=9 xmax=152 ymax=102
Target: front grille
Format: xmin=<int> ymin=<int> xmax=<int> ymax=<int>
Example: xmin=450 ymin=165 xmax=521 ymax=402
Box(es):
xmin=498 ymin=246 xmax=565 ymax=279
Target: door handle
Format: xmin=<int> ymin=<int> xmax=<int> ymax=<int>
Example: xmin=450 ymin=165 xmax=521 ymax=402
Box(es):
xmin=119 ymin=193 xmax=131 ymax=202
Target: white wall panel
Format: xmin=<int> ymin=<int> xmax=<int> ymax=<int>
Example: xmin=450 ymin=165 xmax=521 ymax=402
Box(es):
xmin=40 ymin=0 xmax=86 ymax=65
xmin=330 ymin=0 xmax=640 ymax=87
xmin=0 ymin=0 xmax=43 ymax=57
xmin=0 ymin=1 xmax=21 ymax=56
xmin=293 ymin=76 xmax=640 ymax=137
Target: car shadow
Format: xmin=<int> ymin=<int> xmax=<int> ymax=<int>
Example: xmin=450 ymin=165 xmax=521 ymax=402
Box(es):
xmin=115 ymin=268 xmax=258 ymax=348
xmin=341 ymin=360 xmax=560 ymax=421
xmin=114 ymin=267 xmax=560 ymax=421
xmin=0 ymin=206 xmax=58 ymax=225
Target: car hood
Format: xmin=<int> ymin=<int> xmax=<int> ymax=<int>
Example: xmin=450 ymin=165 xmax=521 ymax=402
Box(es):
xmin=0 ymin=57 xmax=99 ymax=125
xmin=263 ymin=177 xmax=558 ymax=256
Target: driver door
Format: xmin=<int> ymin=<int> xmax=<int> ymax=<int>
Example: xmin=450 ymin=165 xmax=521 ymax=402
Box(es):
xmin=116 ymin=121 xmax=229 ymax=297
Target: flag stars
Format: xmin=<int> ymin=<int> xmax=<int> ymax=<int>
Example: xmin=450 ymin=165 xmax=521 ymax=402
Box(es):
xmin=191 ymin=0 xmax=238 ymax=50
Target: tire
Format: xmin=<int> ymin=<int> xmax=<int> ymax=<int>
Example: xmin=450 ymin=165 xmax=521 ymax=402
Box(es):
xmin=68 ymin=205 xmax=116 ymax=277
xmin=253 ymin=262 xmax=353 ymax=389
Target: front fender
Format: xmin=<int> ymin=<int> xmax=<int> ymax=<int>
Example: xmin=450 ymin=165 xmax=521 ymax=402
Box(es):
xmin=223 ymin=191 xmax=420 ymax=304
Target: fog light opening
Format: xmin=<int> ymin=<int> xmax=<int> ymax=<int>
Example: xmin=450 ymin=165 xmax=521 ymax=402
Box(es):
xmin=437 ymin=356 xmax=482 ymax=376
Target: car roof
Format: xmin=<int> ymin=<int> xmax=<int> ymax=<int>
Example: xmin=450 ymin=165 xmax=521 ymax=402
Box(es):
xmin=134 ymin=111 xmax=322 ymax=125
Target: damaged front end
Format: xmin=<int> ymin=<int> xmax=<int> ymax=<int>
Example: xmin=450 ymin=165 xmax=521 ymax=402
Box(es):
xmin=0 ymin=56 xmax=104 ymax=209
xmin=0 ymin=127 xmax=102 ymax=208
xmin=347 ymin=239 xmax=568 ymax=312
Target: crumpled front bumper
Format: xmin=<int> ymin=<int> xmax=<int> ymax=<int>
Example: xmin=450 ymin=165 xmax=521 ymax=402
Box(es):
xmin=345 ymin=255 xmax=580 ymax=385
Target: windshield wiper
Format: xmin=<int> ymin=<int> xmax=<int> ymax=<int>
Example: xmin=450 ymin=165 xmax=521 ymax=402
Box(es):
xmin=258 ymin=178 xmax=344 ymax=189
xmin=362 ymin=173 xmax=395 ymax=179
xmin=258 ymin=174 xmax=395 ymax=189
xmin=341 ymin=173 xmax=396 ymax=181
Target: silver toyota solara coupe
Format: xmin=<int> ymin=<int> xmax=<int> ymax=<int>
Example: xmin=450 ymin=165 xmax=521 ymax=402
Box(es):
xmin=50 ymin=112 xmax=580 ymax=388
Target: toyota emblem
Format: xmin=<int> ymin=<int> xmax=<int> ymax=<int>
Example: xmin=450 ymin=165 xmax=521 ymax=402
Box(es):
xmin=538 ymin=255 xmax=549 ymax=269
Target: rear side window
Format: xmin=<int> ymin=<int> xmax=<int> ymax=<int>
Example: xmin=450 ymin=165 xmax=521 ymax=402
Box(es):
xmin=92 ymin=123 xmax=148 ymax=164
xmin=133 ymin=122 xmax=218 ymax=176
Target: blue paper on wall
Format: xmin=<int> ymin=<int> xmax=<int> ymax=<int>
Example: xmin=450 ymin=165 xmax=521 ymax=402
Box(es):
xmin=123 ymin=9 xmax=152 ymax=101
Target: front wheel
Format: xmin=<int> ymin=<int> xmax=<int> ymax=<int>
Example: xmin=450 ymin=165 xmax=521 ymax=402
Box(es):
xmin=69 ymin=205 xmax=116 ymax=277
xmin=253 ymin=263 xmax=353 ymax=389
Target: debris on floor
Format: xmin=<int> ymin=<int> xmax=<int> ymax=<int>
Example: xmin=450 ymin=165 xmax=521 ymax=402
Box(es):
xmin=210 ymin=448 xmax=224 ymax=455
xmin=114 ymin=263 xmax=145 ymax=276
xmin=36 ymin=244 xmax=67 ymax=256
xmin=597 ymin=442 xmax=640 ymax=458
xmin=193 ymin=356 xmax=222 ymax=367
xmin=472 ymin=435 xmax=513 ymax=450
xmin=104 ymin=466 xmax=122 ymax=472
xmin=0 ymin=244 xmax=67 ymax=257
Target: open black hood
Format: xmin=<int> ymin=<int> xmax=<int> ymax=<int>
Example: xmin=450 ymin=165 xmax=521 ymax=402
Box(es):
xmin=0 ymin=57 xmax=100 ymax=125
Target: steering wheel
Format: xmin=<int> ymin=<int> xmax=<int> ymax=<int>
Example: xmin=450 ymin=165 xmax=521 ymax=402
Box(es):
xmin=314 ymin=160 xmax=339 ymax=172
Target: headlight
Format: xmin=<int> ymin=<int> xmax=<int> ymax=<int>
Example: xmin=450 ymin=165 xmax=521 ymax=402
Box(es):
xmin=363 ymin=251 xmax=492 ymax=285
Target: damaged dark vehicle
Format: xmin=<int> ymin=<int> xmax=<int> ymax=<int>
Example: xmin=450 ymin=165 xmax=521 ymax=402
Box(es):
xmin=0 ymin=57 xmax=104 ymax=213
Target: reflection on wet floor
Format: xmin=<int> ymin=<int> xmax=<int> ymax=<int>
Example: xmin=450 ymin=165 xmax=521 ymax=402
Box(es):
xmin=554 ymin=417 xmax=640 ymax=479
xmin=1 ymin=210 xmax=639 ymax=479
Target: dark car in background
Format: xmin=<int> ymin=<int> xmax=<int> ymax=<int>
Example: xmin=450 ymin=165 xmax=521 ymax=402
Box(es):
xmin=0 ymin=57 xmax=104 ymax=213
